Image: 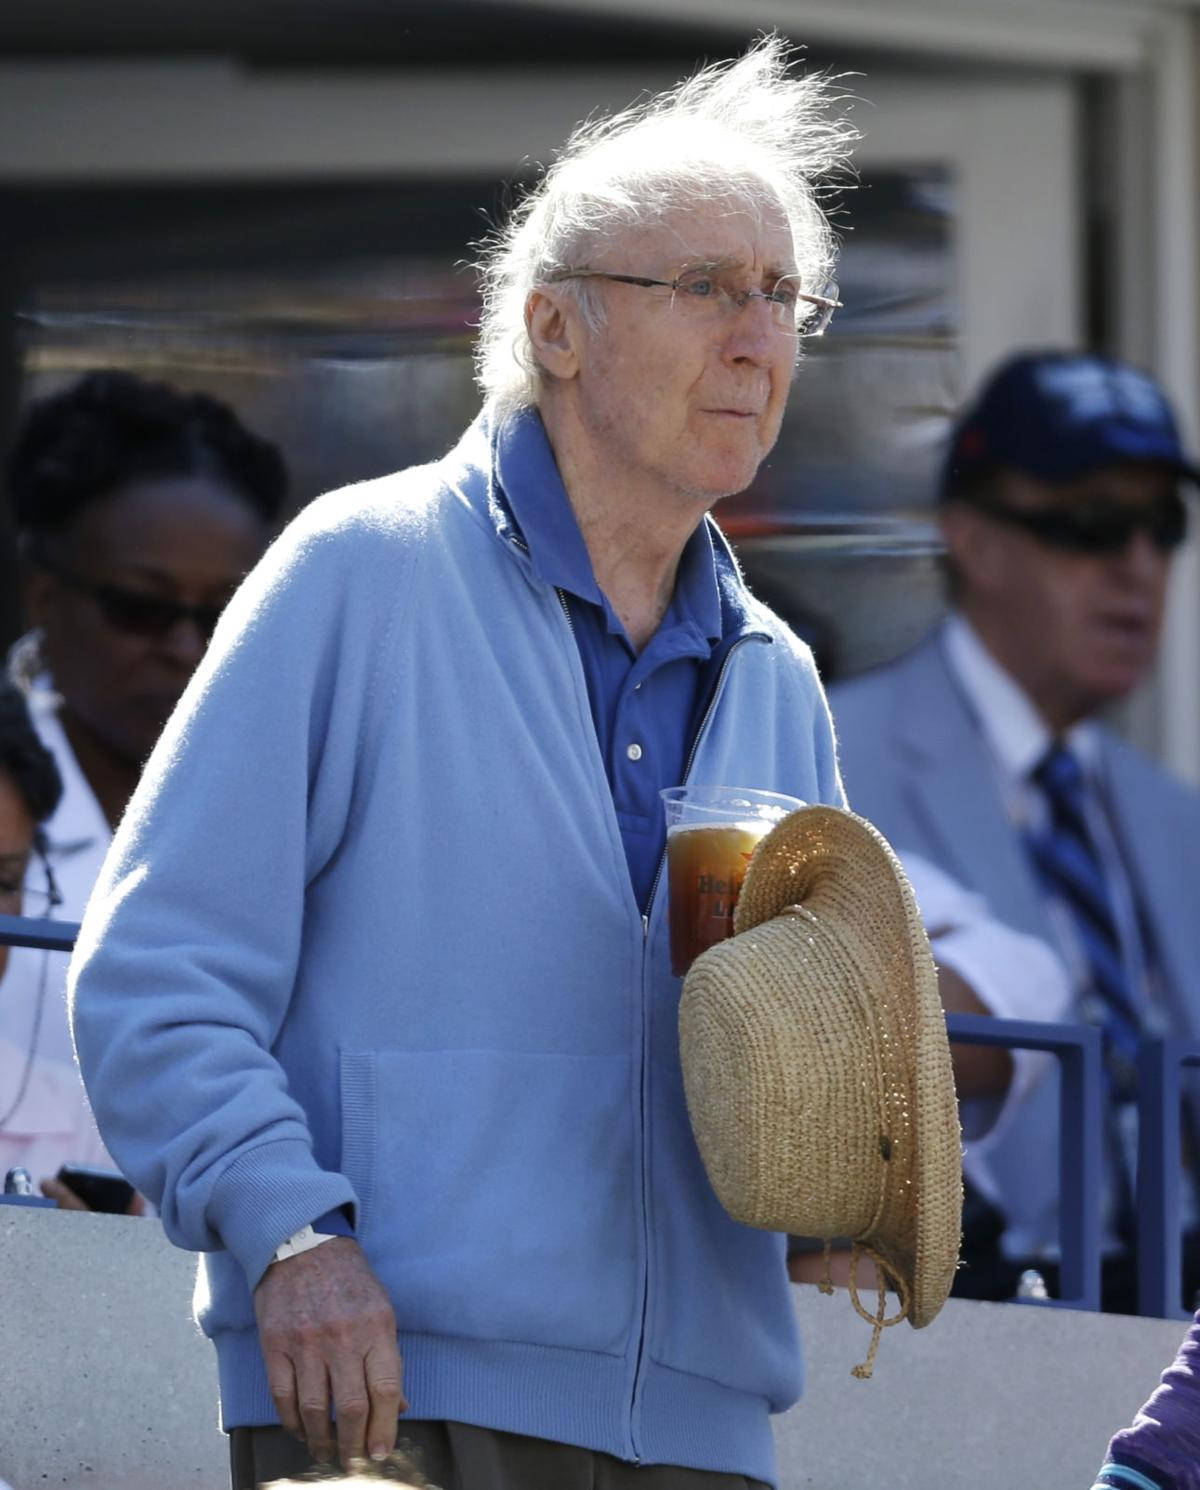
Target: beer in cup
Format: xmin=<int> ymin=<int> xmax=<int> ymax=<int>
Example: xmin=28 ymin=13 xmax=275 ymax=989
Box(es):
xmin=660 ymin=786 xmax=805 ymax=976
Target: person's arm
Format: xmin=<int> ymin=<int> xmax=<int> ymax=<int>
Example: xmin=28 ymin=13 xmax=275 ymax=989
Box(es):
xmin=1091 ymin=1312 xmax=1200 ymax=1490
xmin=934 ymin=962 xmax=1013 ymax=1100
xmin=69 ymin=494 xmax=417 ymax=1465
xmin=900 ymin=853 xmax=1072 ymax=1114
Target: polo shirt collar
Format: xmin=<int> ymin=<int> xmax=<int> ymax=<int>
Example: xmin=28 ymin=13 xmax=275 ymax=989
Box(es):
xmin=493 ymin=405 xmax=723 ymax=647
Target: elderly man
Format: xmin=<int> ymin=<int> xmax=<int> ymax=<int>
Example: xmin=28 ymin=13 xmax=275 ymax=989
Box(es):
xmin=70 ymin=40 xmax=853 ymax=1490
xmin=830 ymin=349 xmax=1200 ymax=1309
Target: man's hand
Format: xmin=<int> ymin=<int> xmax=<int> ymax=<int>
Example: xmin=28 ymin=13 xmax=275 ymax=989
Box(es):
xmin=254 ymin=1235 xmax=406 ymax=1468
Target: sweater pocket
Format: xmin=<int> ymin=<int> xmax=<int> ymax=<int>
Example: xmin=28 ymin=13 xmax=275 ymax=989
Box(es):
xmin=340 ymin=1046 xmax=637 ymax=1355
xmin=646 ymin=1057 xmax=802 ymax=1410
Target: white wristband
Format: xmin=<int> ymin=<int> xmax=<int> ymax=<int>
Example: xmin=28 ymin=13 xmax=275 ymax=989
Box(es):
xmin=272 ymin=1224 xmax=339 ymax=1264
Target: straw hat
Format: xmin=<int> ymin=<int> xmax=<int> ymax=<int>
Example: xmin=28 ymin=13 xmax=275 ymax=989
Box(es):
xmin=678 ymin=804 xmax=962 ymax=1371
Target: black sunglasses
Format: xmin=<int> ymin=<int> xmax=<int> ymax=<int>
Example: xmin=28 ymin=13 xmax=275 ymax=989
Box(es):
xmin=966 ymin=488 xmax=1189 ymax=555
xmin=35 ymin=553 xmax=226 ymax=641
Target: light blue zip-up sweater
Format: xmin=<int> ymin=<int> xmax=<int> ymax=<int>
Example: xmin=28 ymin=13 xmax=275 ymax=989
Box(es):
xmin=69 ymin=409 xmax=844 ymax=1484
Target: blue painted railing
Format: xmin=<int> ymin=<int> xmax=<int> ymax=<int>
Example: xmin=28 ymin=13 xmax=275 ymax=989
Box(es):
xmin=0 ymin=913 xmax=1191 ymax=1316
xmin=1136 ymin=1037 xmax=1200 ymax=1320
xmin=946 ymin=1012 xmax=1104 ymax=1311
xmin=0 ymin=912 xmax=79 ymax=954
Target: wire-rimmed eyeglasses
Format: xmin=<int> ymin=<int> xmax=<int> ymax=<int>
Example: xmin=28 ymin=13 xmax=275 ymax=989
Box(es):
xmin=547 ymin=265 xmax=841 ymax=337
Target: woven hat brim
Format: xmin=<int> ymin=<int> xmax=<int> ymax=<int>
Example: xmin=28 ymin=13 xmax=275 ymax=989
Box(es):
xmin=734 ymin=805 xmax=963 ymax=1328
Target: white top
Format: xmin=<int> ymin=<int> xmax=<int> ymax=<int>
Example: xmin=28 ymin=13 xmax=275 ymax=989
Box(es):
xmin=0 ymin=688 xmax=114 ymax=1189
xmin=941 ymin=611 xmax=1166 ymax=1246
xmin=900 ymin=849 xmax=1072 ymax=1149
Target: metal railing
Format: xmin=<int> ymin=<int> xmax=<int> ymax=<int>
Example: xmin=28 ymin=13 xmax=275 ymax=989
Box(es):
xmin=1 ymin=914 xmax=1195 ymax=1317
xmin=0 ymin=911 xmax=79 ymax=954
xmin=946 ymin=1012 xmax=1104 ymax=1311
xmin=947 ymin=1014 xmax=1200 ymax=1319
xmin=1137 ymin=1037 xmax=1200 ymax=1320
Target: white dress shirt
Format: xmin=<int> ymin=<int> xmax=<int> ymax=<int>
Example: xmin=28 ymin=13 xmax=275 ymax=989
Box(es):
xmin=941 ymin=611 xmax=1166 ymax=1248
xmin=900 ymin=849 xmax=1072 ymax=1149
xmin=942 ymin=612 xmax=1152 ymax=1017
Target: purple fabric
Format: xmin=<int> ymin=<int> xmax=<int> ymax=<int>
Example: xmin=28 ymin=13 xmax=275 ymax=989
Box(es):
xmin=1106 ymin=1311 xmax=1200 ymax=1489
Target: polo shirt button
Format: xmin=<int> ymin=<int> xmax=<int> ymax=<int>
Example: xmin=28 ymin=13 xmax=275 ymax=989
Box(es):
xmin=626 ymin=742 xmax=644 ymax=762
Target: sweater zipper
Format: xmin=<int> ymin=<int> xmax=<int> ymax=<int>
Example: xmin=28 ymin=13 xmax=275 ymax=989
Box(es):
xmin=555 ymin=586 xmax=576 ymax=640
xmin=626 ymin=629 xmax=767 ymax=1462
xmin=542 ymin=548 xmax=768 ymax=1459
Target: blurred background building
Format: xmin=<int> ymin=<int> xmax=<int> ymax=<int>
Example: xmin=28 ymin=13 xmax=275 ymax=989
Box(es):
xmin=1 ymin=0 xmax=1198 ymax=774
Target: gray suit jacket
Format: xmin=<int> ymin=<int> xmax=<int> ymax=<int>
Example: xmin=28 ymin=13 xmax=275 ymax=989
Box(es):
xmin=829 ymin=626 xmax=1200 ymax=1253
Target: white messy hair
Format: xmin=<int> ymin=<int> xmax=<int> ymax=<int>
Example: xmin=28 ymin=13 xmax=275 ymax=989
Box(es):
xmin=474 ymin=34 xmax=856 ymax=415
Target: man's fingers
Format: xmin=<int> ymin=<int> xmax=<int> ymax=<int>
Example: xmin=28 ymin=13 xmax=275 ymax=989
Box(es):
xmin=364 ymin=1337 xmax=406 ymax=1460
xmin=40 ymin=1177 xmax=89 ymax=1211
xmin=294 ymin=1355 xmax=335 ymax=1464
xmin=264 ymin=1351 xmax=304 ymax=1441
xmin=252 ymin=1239 xmax=404 ymax=1464
xmin=330 ymin=1356 xmax=371 ymax=1469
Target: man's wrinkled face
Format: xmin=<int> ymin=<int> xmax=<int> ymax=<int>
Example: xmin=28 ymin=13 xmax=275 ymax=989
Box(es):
xmin=567 ymin=197 xmax=800 ymax=508
xmin=943 ymin=464 xmax=1178 ymax=729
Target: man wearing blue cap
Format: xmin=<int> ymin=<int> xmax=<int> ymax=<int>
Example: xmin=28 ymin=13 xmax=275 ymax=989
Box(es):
xmin=830 ymin=349 xmax=1200 ymax=1311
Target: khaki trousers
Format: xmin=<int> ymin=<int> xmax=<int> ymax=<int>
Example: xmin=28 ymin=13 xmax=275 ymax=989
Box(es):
xmin=229 ymin=1422 xmax=770 ymax=1490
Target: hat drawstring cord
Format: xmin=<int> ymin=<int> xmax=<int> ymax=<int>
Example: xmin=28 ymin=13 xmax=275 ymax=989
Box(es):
xmin=845 ymin=1242 xmax=910 ymax=1380
xmin=818 ymin=1240 xmax=835 ymax=1296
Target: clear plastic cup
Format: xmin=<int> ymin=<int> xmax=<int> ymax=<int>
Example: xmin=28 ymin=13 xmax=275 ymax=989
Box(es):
xmin=660 ymin=785 xmax=805 ymax=976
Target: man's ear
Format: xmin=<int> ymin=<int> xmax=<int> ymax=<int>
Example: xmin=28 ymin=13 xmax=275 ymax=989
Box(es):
xmin=940 ymin=501 xmax=1006 ymax=594
xmin=525 ymin=288 xmax=582 ymax=383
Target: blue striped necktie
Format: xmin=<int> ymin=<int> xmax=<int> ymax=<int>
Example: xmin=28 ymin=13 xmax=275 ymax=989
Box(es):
xmin=1027 ymin=742 xmax=1142 ymax=1096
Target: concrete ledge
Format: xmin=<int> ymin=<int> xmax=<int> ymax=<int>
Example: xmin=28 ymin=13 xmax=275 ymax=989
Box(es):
xmin=0 ymin=1205 xmax=224 ymax=1490
xmin=0 ymin=1205 xmax=1190 ymax=1489
xmin=779 ymin=1286 xmax=1187 ymax=1489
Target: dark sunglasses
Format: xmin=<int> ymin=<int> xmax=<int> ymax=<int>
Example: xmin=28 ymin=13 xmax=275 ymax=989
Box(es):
xmin=966 ymin=488 xmax=1189 ymax=555
xmin=35 ymin=553 xmax=226 ymax=641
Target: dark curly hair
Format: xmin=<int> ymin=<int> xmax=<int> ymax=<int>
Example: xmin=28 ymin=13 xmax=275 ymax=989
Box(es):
xmin=0 ymin=677 xmax=62 ymax=826
xmin=7 ymin=369 xmax=289 ymax=535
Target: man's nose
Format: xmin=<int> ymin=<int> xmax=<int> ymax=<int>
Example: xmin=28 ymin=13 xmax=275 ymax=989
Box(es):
xmin=1115 ymin=527 xmax=1172 ymax=584
xmin=723 ymin=293 xmax=780 ymax=363
xmin=156 ymin=615 xmax=210 ymax=670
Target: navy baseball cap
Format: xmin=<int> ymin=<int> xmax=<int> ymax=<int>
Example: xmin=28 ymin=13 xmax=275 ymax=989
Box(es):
xmin=939 ymin=350 xmax=1200 ymax=500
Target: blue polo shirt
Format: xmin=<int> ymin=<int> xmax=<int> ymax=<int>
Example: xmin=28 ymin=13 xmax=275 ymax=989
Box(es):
xmin=494 ymin=408 xmax=726 ymax=911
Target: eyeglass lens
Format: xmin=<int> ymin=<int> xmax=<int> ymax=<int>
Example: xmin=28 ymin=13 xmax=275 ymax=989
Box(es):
xmin=670 ymin=268 xmax=836 ymax=336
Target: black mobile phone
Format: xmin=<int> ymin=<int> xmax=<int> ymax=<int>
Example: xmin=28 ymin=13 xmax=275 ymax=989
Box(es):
xmin=55 ymin=1164 xmax=135 ymax=1214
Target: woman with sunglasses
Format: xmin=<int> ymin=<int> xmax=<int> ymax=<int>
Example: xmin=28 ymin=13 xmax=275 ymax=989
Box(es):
xmin=1 ymin=370 xmax=286 ymax=1199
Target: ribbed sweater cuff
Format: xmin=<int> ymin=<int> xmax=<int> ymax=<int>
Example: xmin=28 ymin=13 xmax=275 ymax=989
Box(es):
xmin=208 ymin=1138 xmax=359 ymax=1288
